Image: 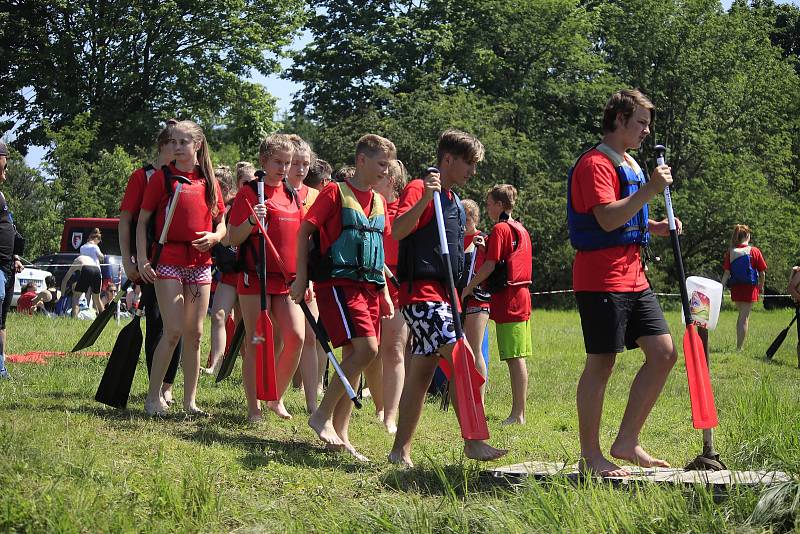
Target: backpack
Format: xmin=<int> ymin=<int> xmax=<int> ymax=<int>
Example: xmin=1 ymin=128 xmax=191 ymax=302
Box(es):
xmin=727 ymin=247 xmax=759 ymax=287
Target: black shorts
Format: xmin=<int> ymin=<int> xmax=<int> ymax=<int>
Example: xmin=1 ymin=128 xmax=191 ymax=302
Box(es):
xmin=575 ymin=289 xmax=670 ymax=354
xmin=74 ymin=265 xmax=102 ymax=294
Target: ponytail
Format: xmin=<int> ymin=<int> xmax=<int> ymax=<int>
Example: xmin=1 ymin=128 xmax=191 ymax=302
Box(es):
xmin=730 ymin=224 xmax=751 ymax=250
xmin=175 ymin=120 xmax=219 ymax=218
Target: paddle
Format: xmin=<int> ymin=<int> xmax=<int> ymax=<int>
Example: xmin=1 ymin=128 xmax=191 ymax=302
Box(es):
xmin=765 ymin=306 xmax=799 ymax=360
xmin=215 ymin=319 xmax=245 ymax=382
xmin=245 ymin=200 xmax=362 ymax=408
xmin=656 ymin=145 xmax=718 ymax=430
xmin=253 ymin=175 xmax=278 ymax=401
xmin=71 ymin=279 xmax=133 ymax=352
xmin=94 ymin=175 xmax=190 ymax=408
xmin=431 ymin=186 xmax=489 ymax=440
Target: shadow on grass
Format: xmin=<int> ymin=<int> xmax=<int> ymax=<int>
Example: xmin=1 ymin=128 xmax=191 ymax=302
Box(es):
xmin=381 ymin=460 xmax=503 ymax=496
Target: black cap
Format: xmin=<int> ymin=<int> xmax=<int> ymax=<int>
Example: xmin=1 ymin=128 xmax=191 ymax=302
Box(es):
xmin=0 ymin=141 xmax=8 ymax=157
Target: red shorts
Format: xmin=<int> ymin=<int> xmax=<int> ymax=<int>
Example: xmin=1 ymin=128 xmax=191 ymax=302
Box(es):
xmin=237 ymin=271 xmax=289 ymax=295
xmin=315 ymin=284 xmax=381 ymax=348
xmin=220 ymin=271 xmax=238 ymax=287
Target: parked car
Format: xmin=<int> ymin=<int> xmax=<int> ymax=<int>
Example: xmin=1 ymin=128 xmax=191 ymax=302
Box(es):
xmin=32 ymin=252 xmax=127 ymax=290
xmin=11 ymin=266 xmax=52 ymax=308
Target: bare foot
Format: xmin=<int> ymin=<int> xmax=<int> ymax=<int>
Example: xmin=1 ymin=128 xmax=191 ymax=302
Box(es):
xmin=578 ymin=455 xmax=630 ymax=477
xmin=501 ymin=415 xmax=525 ymax=426
xmin=184 ymin=405 xmax=211 ymax=417
xmin=383 ymin=420 xmax=397 ymax=435
xmin=463 ymin=440 xmax=508 ymax=462
xmin=266 ymin=400 xmax=292 ymax=420
xmin=388 ymin=449 xmax=413 ymax=468
xmin=161 ymin=388 xmax=174 ymax=406
xmin=325 ymin=442 xmax=346 ymax=452
xmin=610 ymin=442 xmax=670 ymax=468
xmin=375 ymin=409 xmax=384 ymax=422
xmin=144 ymin=396 xmax=168 ymax=417
xmin=309 ymin=411 xmax=343 ymax=446
xmin=248 ymin=412 xmax=263 ymax=424
xmin=361 ymin=387 xmax=371 ymax=398
xmin=342 ymin=441 xmax=370 ymax=463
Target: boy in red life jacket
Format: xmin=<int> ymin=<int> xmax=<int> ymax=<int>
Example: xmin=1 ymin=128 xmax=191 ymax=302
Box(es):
xmin=118 ymin=120 xmax=182 ymax=406
xmin=287 ymin=135 xmax=326 ymax=414
xmin=388 ymin=129 xmax=507 ymax=468
xmin=567 ymin=89 xmax=679 ymax=476
xmin=291 ymin=134 xmax=396 ymax=462
xmin=463 ymin=185 xmax=533 ymax=425
xmin=363 ymin=159 xmax=410 ymax=434
xmin=137 ymin=120 xmax=226 ymax=417
xmin=227 ymin=134 xmax=305 ymax=423
xmin=459 ymin=199 xmax=490 ymax=401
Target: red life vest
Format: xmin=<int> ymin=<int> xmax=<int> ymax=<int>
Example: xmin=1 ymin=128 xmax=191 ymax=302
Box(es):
xmin=486 ymin=218 xmax=532 ymax=292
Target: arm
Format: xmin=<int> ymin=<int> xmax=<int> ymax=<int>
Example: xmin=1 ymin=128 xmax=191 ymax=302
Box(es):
xmin=591 ymin=164 xmax=672 ymax=232
xmin=96 ymin=246 xmax=104 ymax=263
xmin=191 ymin=219 xmax=226 ymax=252
xmin=721 ymin=270 xmax=730 ymax=288
xmin=61 ymin=264 xmax=80 ymax=296
xmin=227 ymin=215 xmax=257 ymax=246
xmin=290 ymin=220 xmax=316 ymax=304
xmin=787 ymin=268 xmax=800 ymax=303
xmin=391 ymin=173 xmax=440 ymax=241
xmin=462 ymin=259 xmax=497 ymax=300
xmin=758 ymin=270 xmax=766 ymax=293
xmin=136 ymin=209 xmax=156 ymax=283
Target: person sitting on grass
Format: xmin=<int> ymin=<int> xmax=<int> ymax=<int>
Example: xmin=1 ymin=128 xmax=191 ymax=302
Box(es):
xmin=16 ymin=282 xmax=51 ymax=315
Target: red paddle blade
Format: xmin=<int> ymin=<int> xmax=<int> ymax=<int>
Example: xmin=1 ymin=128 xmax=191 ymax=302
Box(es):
xmin=224 ymin=315 xmax=236 ymax=355
xmin=254 ymin=311 xmax=278 ymax=401
xmin=683 ymin=324 xmax=718 ymax=429
xmin=451 ymin=339 xmax=489 ymax=440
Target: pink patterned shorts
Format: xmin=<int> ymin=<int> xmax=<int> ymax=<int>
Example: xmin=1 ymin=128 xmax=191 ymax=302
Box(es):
xmin=155 ymin=264 xmax=212 ymax=285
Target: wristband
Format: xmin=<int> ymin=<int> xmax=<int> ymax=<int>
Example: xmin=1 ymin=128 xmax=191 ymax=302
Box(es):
xmin=248 ymin=215 xmax=256 ymax=226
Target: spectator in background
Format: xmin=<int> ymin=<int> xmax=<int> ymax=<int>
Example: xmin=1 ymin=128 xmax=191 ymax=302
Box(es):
xmin=721 ymin=224 xmax=767 ymax=350
xmin=16 ymin=282 xmax=50 ymax=315
xmin=304 ymin=159 xmax=332 ymax=191
xmin=0 ymin=141 xmax=24 ymax=378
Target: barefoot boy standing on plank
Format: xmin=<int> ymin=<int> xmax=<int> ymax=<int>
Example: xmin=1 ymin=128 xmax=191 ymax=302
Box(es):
xmin=388 ymin=129 xmax=507 ymax=467
xmin=567 ymin=89 xmax=680 ymax=476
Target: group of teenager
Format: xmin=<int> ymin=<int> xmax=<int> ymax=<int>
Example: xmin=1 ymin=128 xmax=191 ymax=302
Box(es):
xmin=110 ymin=87 xmax=776 ymax=474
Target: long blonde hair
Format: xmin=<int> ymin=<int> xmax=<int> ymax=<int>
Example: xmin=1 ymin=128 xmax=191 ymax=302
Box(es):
xmin=730 ymin=224 xmax=751 ymax=249
xmin=175 ymin=120 xmax=219 ymax=217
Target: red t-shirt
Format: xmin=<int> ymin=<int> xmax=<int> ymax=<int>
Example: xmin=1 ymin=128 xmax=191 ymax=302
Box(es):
xmin=723 ymin=245 xmax=767 ymax=302
xmin=395 ymin=180 xmax=459 ymax=306
xmin=486 ymin=221 xmax=532 ymax=323
xmin=570 ymin=148 xmax=649 ymax=292
xmin=16 ymin=291 xmax=37 ymax=314
xmin=463 ymin=230 xmax=490 ymax=310
xmin=140 ymin=164 xmax=225 ymax=267
xmin=119 ymin=166 xmax=151 ymax=218
xmin=303 ymin=181 xmax=391 ymax=289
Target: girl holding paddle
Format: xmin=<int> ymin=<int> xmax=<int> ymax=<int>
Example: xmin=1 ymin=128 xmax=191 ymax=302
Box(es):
xmin=721 ymin=224 xmax=767 ymax=350
xmin=136 ymin=120 xmax=226 ymax=417
xmin=228 ymin=134 xmax=305 ymax=423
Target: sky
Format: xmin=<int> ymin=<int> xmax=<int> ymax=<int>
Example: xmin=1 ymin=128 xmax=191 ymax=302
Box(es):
xmin=19 ymin=0 xmax=800 ymax=169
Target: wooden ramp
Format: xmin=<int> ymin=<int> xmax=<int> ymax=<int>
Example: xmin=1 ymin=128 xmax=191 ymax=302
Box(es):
xmin=483 ymin=461 xmax=792 ymax=490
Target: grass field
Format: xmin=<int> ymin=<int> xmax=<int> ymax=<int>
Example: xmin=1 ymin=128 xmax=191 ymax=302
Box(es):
xmin=0 ymin=308 xmax=798 ymax=532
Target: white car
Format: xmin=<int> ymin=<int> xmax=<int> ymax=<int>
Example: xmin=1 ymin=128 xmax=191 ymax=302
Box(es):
xmin=12 ymin=267 xmax=53 ymax=307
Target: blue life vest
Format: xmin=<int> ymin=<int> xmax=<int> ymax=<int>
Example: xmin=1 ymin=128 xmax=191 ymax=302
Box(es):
xmin=398 ymin=190 xmax=465 ymax=284
xmin=329 ymin=182 xmax=386 ymax=285
xmin=567 ymin=144 xmax=650 ymax=251
xmin=727 ymin=247 xmax=759 ymax=287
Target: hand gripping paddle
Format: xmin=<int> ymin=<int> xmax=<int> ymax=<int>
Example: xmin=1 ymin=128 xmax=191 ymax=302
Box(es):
xmin=245 ymin=200 xmax=362 ymax=408
xmin=431 ymin=185 xmax=489 ymax=440
xmin=656 ymin=145 xmax=718 ymax=429
xmin=254 ymin=174 xmax=278 ymax=401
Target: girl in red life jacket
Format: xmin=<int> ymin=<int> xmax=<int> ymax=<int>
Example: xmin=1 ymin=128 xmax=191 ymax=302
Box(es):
xmin=227 ymin=134 xmax=306 ymax=423
xmin=286 ymin=135 xmax=326 ymax=413
xmin=361 ymin=158 xmax=409 ymax=434
xmin=136 ymin=120 xmax=227 ymax=417
xmin=204 ymin=163 xmax=255 ymax=374
xmin=721 ymin=224 xmax=767 ymax=350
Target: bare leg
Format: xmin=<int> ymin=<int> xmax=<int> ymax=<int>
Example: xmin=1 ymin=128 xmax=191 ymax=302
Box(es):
xmin=609 ymin=334 xmax=676 ymax=468
xmin=179 ymin=282 xmax=210 ymax=413
xmin=92 ymin=292 xmax=105 ymax=314
xmin=331 ymin=345 xmax=372 ymax=462
xmin=379 ymin=312 xmax=408 ymax=433
xmin=266 ymin=295 xmax=305 ymax=419
xmin=464 ymin=311 xmax=489 ymax=401
xmin=363 ymin=352 xmax=384 ymax=418
xmin=735 ymin=301 xmax=753 ymax=350
xmin=205 ymin=282 xmax=236 ymax=373
xmin=239 ymin=294 xmax=262 ymax=422
xmin=388 ymin=355 xmax=439 ymax=467
xmin=309 ymin=336 xmax=377 ymax=446
xmin=502 ymin=357 xmax=527 ymax=425
xmin=577 ymin=353 xmax=628 ymax=476
xmin=300 ymin=297 xmax=322 ymax=413
xmin=145 ymin=279 xmax=185 ymax=415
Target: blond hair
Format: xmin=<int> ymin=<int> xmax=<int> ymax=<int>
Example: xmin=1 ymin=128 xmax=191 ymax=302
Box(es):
xmin=356 ymin=134 xmax=397 ymax=160
xmin=487 ymin=184 xmax=517 ymax=211
xmin=387 ymin=159 xmax=409 ymax=196
xmin=602 ymin=89 xmax=654 ymax=134
xmin=730 ymin=224 xmax=752 ymax=249
xmin=462 ymin=199 xmax=480 ymax=224
xmin=236 ymin=161 xmax=256 ymax=186
xmin=259 ymin=133 xmax=294 ymax=161
xmin=287 ymin=134 xmax=317 ymax=166
xmin=173 ymin=120 xmax=219 ymax=217
xmin=215 ymin=165 xmax=235 ymax=200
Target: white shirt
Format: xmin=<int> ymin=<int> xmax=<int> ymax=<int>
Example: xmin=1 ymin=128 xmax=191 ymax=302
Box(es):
xmin=79 ymin=242 xmax=102 ymax=267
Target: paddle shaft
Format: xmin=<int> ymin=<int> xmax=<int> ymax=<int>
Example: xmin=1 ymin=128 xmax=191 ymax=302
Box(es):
xmin=245 ymin=199 xmax=362 ymax=407
xmin=432 ymin=191 xmax=465 ymax=339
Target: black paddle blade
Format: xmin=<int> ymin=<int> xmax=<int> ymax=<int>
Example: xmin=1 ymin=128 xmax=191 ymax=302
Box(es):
xmin=216 ymin=320 xmax=245 ymax=383
xmin=95 ymin=316 xmax=143 ymax=409
xmin=72 ymin=280 xmax=132 ymax=352
xmin=765 ymin=312 xmax=798 ymax=360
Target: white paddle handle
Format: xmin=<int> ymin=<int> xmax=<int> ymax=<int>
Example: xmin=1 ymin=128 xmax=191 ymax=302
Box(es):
xmin=158 ymin=183 xmax=184 ymax=245
xmin=433 ymin=191 xmax=449 ymax=258
xmin=257 ymin=181 xmax=265 ymax=224
xmin=657 ymin=152 xmax=677 ymax=232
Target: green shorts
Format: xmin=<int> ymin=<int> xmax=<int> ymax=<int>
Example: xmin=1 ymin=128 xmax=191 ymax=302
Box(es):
xmin=495 ymin=319 xmax=532 ymax=360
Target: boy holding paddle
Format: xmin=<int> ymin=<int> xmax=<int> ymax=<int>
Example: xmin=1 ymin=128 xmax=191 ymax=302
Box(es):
xmin=388 ymin=129 xmax=507 ymax=468
xmin=291 ymin=134 xmax=396 ymax=462
xmin=568 ymin=89 xmax=680 ymax=476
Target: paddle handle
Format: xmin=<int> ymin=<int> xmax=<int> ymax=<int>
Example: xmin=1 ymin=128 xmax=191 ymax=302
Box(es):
xmin=432 ymin=190 xmax=465 ymax=340
xmin=150 ymin=182 xmax=186 ymax=269
xmin=246 ymin=200 xmax=362 ymax=408
xmin=257 ymin=177 xmax=268 ymax=313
